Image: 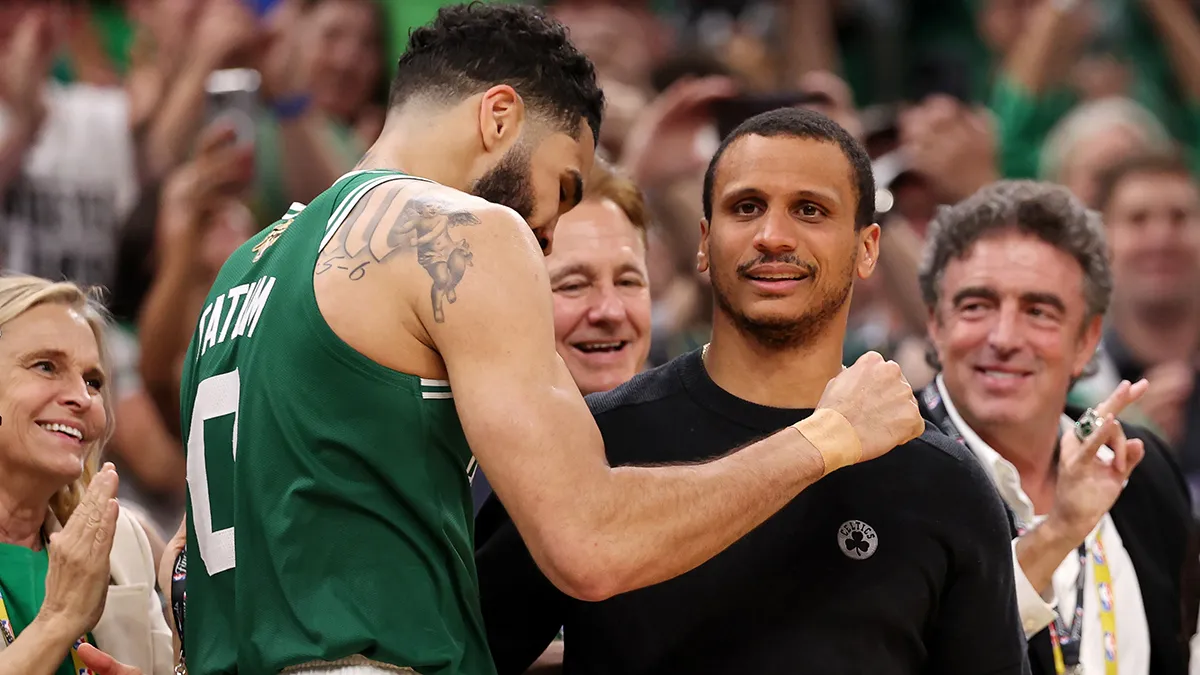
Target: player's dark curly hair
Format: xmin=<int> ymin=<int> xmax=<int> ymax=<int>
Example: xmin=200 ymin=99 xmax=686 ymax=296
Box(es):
xmin=390 ymin=2 xmax=605 ymax=146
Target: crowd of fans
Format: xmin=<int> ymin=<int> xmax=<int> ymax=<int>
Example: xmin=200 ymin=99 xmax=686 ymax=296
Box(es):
xmin=2 ymin=0 xmax=1200 ymax=671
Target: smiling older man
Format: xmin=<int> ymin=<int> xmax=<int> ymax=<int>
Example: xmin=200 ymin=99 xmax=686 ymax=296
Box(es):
xmin=916 ymin=180 xmax=1196 ymax=675
xmin=545 ymin=158 xmax=653 ymax=396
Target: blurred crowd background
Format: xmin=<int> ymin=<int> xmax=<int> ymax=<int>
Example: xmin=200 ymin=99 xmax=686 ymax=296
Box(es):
xmin=2 ymin=0 xmax=1200 ymax=538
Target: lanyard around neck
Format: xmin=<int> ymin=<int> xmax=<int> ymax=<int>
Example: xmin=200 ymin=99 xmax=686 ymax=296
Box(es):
xmin=1049 ymin=530 xmax=1119 ymax=675
xmin=920 ymin=383 xmax=1120 ymax=674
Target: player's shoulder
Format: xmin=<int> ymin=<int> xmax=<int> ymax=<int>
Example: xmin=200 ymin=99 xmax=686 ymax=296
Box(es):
xmin=393 ymin=181 xmax=526 ymax=225
xmin=585 ymin=352 xmax=693 ymax=418
xmin=397 ymin=181 xmax=540 ymax=253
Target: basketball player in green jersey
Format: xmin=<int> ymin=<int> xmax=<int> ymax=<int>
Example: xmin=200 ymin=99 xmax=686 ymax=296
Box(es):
xmin=177 ymin=4 xmax=926 ymax=675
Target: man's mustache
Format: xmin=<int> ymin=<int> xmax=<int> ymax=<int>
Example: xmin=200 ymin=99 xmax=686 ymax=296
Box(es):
xmin=736 ymin=254 xmax=817 ymax=277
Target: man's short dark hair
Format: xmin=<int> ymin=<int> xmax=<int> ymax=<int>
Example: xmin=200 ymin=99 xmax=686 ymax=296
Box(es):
xmin=390 ymin=2 xmax=605 ymax=146
xmin=701 ymin=107 xmax=875 ymax=229
xmin=1094 ymin=150 xmax=1193 ymax=213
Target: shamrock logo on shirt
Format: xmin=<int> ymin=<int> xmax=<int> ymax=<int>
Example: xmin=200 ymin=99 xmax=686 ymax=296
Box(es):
xmin=846 ymin=530 xmax=869 ymax=554
xmin=837 ymin=520 xmax=879 ymax=560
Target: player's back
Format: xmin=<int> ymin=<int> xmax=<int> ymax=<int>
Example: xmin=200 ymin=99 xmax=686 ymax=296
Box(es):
xmin=180 ymin=170 xmax=492 ymax=675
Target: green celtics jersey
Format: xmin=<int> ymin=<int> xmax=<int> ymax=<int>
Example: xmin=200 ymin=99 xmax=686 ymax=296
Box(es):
xmin=180 ymin=170 xmax=492 ymax=675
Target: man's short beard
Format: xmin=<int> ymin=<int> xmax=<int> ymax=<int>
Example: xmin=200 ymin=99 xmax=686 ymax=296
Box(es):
xmin=469 ymin=143 xmax=535 ymax=222
xmin=710 ymin=251 xmax=855 ymax=350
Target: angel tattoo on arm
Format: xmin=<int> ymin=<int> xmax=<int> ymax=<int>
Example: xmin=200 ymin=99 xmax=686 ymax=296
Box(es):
xmin=388 ymin=198 xmax=481 ymax=323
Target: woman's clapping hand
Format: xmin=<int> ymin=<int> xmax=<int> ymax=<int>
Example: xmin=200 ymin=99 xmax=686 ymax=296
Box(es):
xmin=36 ymin=464 xmax=120 ymax=642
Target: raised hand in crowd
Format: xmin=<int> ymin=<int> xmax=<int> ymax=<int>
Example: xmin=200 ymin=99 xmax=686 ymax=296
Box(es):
xmin=1018 ymin=379 xmax=1150 ymax=592
xmin=594 ymin=77 xmax=649 ymax=159
xmin=818 ymin=351 xmax=925 ymax=463
xmin=259 ymin=0 xmax=309 ymax=103
xmin=157 ymin=122 xmax=255 ymax=267
xmin=0 ymin=5 xmax=54 ymax=127
xmin=201 ymin=0 xmax=266 ymax=67
xmin=619 ymin=75 xmax=737 ymax=189
xmin=0 ymin=6 xmax=57 ymax=192
xmin=140 ymin=0 xmax=262 ymax=181
xmin=901 ymin=95 xmax=1000 ymax=204
xmin=1140 ymin=361 xmax=1195 ymax=447
xmin=139 ymin=121 xmax=255 ymax=432
xmin=796 ymin=69 xmax=863 ymax=141
xmin=256 ymin=0 xmax=366 ymax=204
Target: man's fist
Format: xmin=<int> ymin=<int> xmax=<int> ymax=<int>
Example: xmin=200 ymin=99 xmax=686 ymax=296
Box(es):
xmin=818 ymin=352 xmax=924 ymax=462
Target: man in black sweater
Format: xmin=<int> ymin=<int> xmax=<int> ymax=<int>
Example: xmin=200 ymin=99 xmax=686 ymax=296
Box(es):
xmin=474 ymin=108 xmax=1031 ymax=675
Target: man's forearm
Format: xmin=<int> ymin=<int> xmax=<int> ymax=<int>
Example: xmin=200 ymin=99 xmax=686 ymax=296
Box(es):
xmin=142 ymin=60 xmax=212 ymax=181
xmin=0 ymin=616 xmax=76 ymax=675
xmin=549 ymin=424 xmax=829 ymax=600
xmin=1145 ymin=0 xmax=1200 ymax=100
xmin=0 ymin=116 xmax=41 ymax=194
xmin=1002 ymin=1 xmax=1080 ymax=94
xmin=1015 ymin=516 xmax=1080 ymax=595
xmin=137 ymin=238 xmax=204 ymax=429
xmin=279 ymin=113 xmax=349 ymax=205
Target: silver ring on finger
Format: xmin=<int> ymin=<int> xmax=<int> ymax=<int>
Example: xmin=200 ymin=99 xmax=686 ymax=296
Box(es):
xmin=1074 ymin=407 xmax=1102 ymax=441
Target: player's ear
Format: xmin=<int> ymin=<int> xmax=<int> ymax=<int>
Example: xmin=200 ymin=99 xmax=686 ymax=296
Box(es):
xmin=478 ymin=85 xmax=525 ymax=153
xmin=697 ymin=218 xmax=711 ymax=274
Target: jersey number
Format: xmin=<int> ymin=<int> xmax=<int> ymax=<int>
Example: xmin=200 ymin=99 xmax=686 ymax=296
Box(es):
xmin=187 ymin=370 xmax=241 ymax=576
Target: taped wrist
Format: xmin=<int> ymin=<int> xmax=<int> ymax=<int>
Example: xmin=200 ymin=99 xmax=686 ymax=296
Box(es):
xmin=792 ymin=409 xmax=862 ymax=475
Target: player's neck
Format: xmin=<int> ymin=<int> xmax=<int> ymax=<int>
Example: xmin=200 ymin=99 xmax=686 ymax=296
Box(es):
xmin=356 ymin=119 xmax=474 ymax=192
xmin=703 ymin=312 xmax=846 ymax=410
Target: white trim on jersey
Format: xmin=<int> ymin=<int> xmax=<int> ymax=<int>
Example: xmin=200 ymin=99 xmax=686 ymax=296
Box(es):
xmin=319 ymin=174 xmax=406 ymax=251
xmin=319 ymin=172 xmax=438 ymax=253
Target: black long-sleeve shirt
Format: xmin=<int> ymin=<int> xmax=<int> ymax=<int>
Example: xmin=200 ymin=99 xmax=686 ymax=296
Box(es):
xmin=475 ymin=349 xmax=1031 ymax=675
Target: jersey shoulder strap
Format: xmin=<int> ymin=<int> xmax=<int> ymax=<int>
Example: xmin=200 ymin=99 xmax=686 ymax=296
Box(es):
xmin=317 ymin=170 xmax=435 ymax=253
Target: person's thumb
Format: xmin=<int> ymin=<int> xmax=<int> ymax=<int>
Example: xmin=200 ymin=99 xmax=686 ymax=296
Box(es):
xmin=77 ymin=643 xmax=142 ymax=675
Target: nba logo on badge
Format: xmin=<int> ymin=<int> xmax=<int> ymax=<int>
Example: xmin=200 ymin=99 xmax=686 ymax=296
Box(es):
xmin=838 ymin=520 xmax=878 ymax=560
xmin=1098 ymin=582 xmax=1113 ymax=611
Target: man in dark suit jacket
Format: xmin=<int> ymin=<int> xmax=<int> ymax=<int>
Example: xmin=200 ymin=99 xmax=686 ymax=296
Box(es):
xmin=916 ymin=180 xmax=1197 ymax=675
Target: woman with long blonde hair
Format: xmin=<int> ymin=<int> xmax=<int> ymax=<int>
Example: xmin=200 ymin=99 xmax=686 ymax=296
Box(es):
xmin=0 ymin=274 xmax=172 ymax=675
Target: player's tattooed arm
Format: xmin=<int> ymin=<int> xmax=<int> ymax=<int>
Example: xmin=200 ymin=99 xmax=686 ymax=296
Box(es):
xmin=386 ymin=196 xmax=482 ymax=322
xmin=319 ymin=186 xmax=483 ymax=322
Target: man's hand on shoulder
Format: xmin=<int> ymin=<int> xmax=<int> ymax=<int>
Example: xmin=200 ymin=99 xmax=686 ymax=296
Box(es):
xmin=808 ymin=351 xmax=924 ymax=473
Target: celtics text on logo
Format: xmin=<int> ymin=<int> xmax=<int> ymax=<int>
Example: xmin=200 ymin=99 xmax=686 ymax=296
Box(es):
xmin=838 ymin=519 xmax=878 ymax=560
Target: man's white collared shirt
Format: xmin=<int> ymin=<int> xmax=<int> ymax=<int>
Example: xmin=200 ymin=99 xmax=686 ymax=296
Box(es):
xmin=934 ymin=376 xmax=1150 ymax=675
